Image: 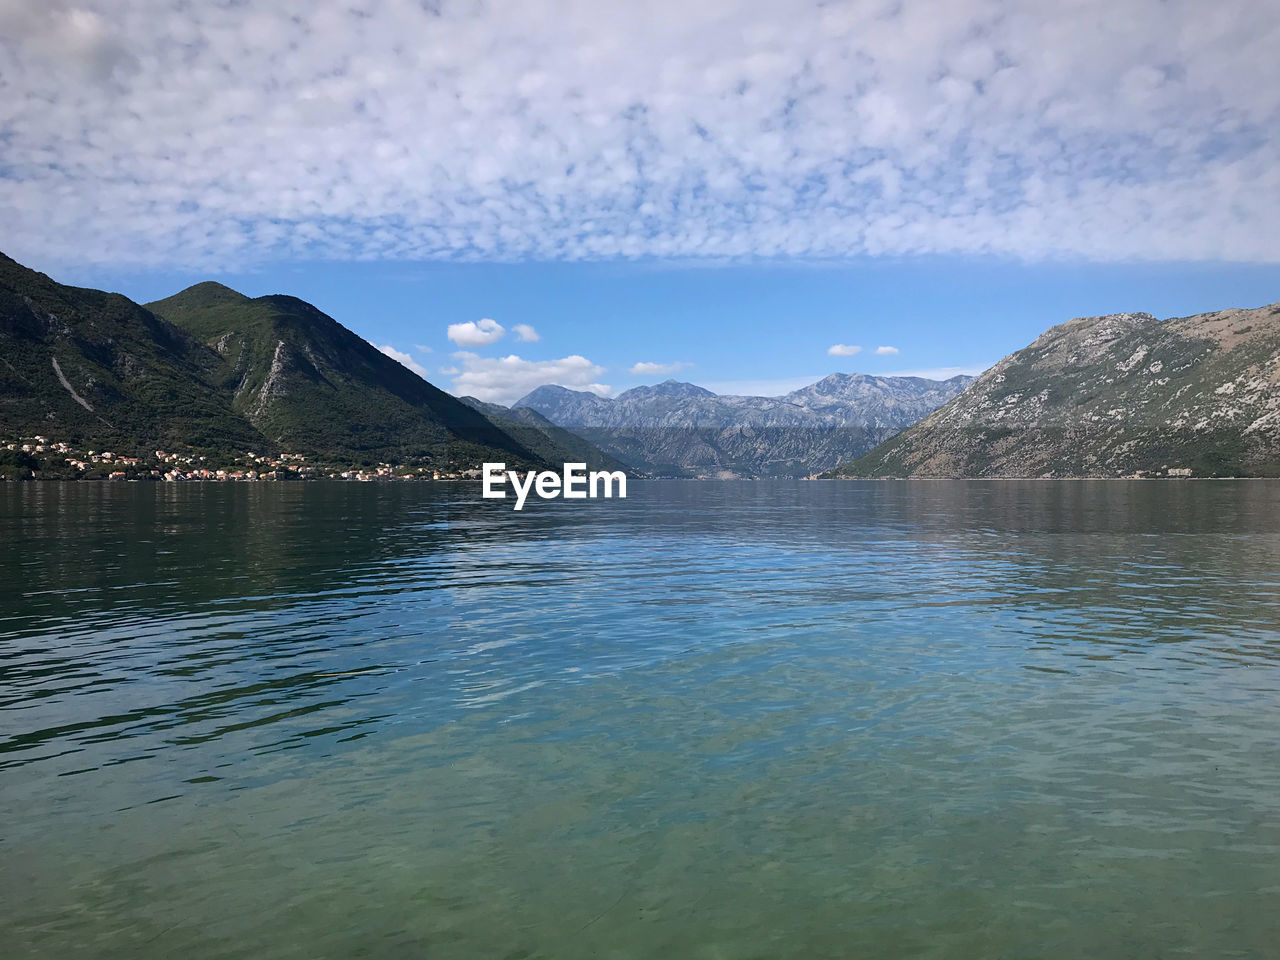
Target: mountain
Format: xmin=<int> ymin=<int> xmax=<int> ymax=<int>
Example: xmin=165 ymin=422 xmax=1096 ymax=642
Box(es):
xmin=457 ymin=397 xmax=632 ymax=473
xmin=514 ymin=375 xmax=974 ymax=478
xmin=0 ymin=252 xmax=269 ymax=452
xmin=617 ymin=381 xmax=717 ymax=401
xmin=516 ymin=385 xmax=616 ymax=427
xmin=784 ymin=373 xmax=977 ymax=423
xmin=0 ymin=250 xmax=543 ymax=469
xmin=146 ymin=283 xmax=540 ymax=465
xmin=826 ymin=303 xmax=1280 ymax=478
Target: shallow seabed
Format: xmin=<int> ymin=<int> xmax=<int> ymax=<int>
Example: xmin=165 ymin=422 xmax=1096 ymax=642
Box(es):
xmin=3 ymin=480 xmax=1280 ymax=959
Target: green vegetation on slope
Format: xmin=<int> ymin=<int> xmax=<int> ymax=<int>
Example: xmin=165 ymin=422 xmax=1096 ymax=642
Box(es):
xmin=0 ymin=250 xmax=554 ymax=472
xmin=0 ymin=253 xmax=269 ymax=455
xmin=146 ymin=285 xmax=542 ymax=465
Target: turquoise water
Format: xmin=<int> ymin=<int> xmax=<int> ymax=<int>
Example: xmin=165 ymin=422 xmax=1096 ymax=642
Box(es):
xmin=3 ymin=480 xmax=1280 ymax=959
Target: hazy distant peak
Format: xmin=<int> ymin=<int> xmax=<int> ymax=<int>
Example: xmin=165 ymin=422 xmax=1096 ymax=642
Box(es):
xmin=518 ymin=367 xmax=972 ymax=476
xmin=514 ymin=383 xmax=608 ymax=406
xmin=783 ymin=371 xmax=975 ymax=408
xmin=616 ymin=380 xmax=715 ymax=401
xmin=802 ymin=372 xmax=876 ymax=393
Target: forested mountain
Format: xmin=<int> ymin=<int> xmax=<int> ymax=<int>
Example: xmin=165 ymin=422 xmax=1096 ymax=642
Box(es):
xmin=0 ymin=251 xmax=542 ymax=469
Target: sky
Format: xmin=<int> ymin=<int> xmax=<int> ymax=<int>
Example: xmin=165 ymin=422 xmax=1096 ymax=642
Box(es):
xmin=3 ymin=0 xmax=1279 ymax=404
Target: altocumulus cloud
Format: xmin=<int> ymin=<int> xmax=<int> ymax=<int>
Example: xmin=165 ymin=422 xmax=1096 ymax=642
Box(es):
xmin=447 ymin=353 xmax=611 ymax=405
xmin=2 ymin=0 xmax=1279 ymax=268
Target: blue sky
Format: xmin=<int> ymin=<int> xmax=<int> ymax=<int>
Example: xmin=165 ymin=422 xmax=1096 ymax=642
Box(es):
xmin=4 ymin=1 xmax=1279 ymax=402
xmin=61 ymin=256 xmax=1280 ymax=402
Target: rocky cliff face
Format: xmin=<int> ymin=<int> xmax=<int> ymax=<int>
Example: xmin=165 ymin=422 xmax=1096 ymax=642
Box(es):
xmin=828 ymin=303 xmax=1280 ymax=478
xmin=515 ymin=374 xmax=973 ymax=477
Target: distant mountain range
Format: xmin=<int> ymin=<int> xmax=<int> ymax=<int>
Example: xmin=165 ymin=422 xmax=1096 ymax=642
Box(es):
xmin=10 ymin=249 xmax=1275 ymax=481
xmin=826 ymin=303 xmax=1280 ymax=478
xmin=0 ymin=252 xmax=580 ymax=470
xmin=515 ymin=374 xmax=974 ymax=477
xmin=457 ymin=396 xmax=631 ymax=473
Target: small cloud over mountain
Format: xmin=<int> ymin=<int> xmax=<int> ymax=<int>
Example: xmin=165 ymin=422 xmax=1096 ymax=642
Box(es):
xmin=376 ymin=345 xmax=430 ymax=378
xmin=827 ymin=344 xmax=862 ymax=357
xmin=447 ymin=318 xmax=505 ymax=347
xmin=449 ymin=351 xmax=610 ymax=405
xmin=629 ymin=361 xmax=691 ymax=376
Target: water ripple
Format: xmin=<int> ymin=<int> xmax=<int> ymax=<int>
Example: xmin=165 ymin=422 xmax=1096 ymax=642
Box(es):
xmin=3 ymin=481 xmax=1280 ymax=958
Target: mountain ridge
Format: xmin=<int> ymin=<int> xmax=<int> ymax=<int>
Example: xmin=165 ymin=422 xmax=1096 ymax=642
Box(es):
xmin=825 ymin=303 xmax=1280 ymax=478
xmin=514 ymin=373 xmax=974 ymax=477
xmin=0 ymin=252 xmax=271 ymax=453
xmin=0 ymin=252 xmax=545 ymax=471
xmin=146 ymin=283 xmax=547 ymax=465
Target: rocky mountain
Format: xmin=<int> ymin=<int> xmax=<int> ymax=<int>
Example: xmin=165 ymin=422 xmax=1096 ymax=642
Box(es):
xmin=826 ymin=303 xmax=1280 ymax=478
xmin=0 ymin=251 xmax=544 ymax=468
xmin=458 ymin=396 xmax=631 ymax=473
xmin=515 ymin=373 xmax=974 ymax=477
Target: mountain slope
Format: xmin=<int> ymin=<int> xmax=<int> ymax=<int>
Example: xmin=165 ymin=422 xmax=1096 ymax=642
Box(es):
xmin=147 ymin=285 xmax=540 ymax=465
xmin=458 ymin=397 xmax=632 ymax=473
xmin=0 ymin=252 xmax=268 ymax=452
xmin=826 ymin=303 xmax=1280 ymax=478
xmin=515 ymin=375 xmax=973 ymax=478
xmin=1 ymin=251 xmax=551 ymax=470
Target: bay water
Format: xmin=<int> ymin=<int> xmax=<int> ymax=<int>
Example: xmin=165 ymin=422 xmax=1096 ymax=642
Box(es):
xmin=3 ymin=480 xmax=1279 ymax=958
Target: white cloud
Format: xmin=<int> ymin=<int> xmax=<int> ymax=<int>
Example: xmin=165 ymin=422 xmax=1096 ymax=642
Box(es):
xmin=376 ymin=345 xmax=430 ymax=379
xmin=827 ymin=344 xmax=862 ymax=357
xmin=448 ymin=352 xmax=611 ymax=405
xmin=2 ymin=1 xmax=1279 ymax=268
xmin=875 ymin=346 xmax=900 ymax=355
xmin=629 ymin=361 xmax=691 ymax=376
xmin=447 ymin=318 xmax=504 ymax=347
xmin=412 ymin=344 xmax=433 ymax=354
xmin=512 ymin=323 xmax=540 ymax=342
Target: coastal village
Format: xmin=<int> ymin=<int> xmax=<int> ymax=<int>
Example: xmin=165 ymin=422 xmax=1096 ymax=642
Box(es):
xmin=1 ymin=436 xmax=486 ymax=482
xmin=4 ymin=435 xmax=1200 ymax=481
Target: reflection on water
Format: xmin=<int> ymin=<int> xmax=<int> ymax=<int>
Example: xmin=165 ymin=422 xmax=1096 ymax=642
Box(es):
xmin=2 ymin=480 xmax=1280 ymax=959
